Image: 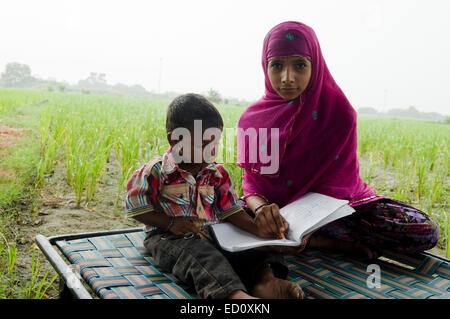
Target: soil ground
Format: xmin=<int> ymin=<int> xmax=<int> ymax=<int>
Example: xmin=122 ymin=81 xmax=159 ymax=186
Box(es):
xmin=1 ymin=118 xmax=140 ymax=298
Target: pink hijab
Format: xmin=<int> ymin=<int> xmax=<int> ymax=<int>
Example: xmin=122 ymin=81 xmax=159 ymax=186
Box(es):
xmin=236 ymin=21 xmax=381 ymax=208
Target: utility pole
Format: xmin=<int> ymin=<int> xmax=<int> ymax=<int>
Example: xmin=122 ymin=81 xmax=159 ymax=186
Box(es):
xmin=158 ymin=57 xmax=162 ymax=94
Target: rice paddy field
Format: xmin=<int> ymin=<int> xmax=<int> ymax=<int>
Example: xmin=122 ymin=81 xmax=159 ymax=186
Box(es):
xmin=0 ymin=87 xmax=449 ymax=298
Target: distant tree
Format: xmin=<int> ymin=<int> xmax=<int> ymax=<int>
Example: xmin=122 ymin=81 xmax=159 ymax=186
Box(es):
xmin=97 ymin=73 xmax=107 ymax=85
xmin=111 ymin=83 xmax=149 ymax=97
xmin=405 ymin=106 xmax=421 ymax=116
xmin=388 ymin=106 xmax=420 ymax=118
xmin=444 ymin=116 xmax=450 ymax=125
xmin=78 ymin=72 xmax=108 ymax=88
xmin=358 ymin=107 xmax=379 ymax=115
xmin=385 ymin=106 xmax=445 ymax=121
xmin=387 ymin=108 xmax=407 ymax=117
xmin=129 ymin=84 xmax=147 ymax=94
xmin=207 ymin=88 xmax=222 ymax=104
xmin=0 ymin=62 xmax=35 ymax=87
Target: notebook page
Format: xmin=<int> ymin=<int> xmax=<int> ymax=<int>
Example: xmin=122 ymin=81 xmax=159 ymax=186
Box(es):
xmin=210 ymin=222 xmax=300 ymax=252
xmin=298 ymin=204 xmax=355 ymax=240
xmin=281 ymin=193 xmax=349 ymax=241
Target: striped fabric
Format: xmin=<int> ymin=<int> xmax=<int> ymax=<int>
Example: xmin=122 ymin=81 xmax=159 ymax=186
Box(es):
xmin=56 ymin=231 xmax=196 ymax=299
xmin=55 ymin=229 xmax=450 ymax=299
xmin=285 ymin=249 xmax=450 ymax=299
xmin=125 ymin=148 xmax=243 ymax=236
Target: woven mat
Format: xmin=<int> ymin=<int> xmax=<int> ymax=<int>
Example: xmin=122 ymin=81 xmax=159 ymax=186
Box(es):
xmin=55 ymin=231 xmax=450 ymax=299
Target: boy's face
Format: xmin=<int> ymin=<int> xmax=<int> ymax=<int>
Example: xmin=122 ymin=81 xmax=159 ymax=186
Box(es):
xmin=168 ymin=125 xmax=222 ymax=165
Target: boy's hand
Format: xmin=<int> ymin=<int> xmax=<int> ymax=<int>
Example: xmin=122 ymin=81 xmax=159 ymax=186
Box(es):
xmin=169 ymin=217 xmax=204 ymax=236
xmin=254 ymin=203 xmax=289 ymax=239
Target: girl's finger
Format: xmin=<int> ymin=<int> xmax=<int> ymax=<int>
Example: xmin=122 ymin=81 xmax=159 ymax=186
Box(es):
xmin=255 ymin=210 xmax=270 ymax=236
xmin=256 ymin=209 xmax=275 ymax=238
xmin=264 ymin=206 xmax=280 ymax=237
xmin=269 ymin=209 xmax=283 ymax=237
xmin=283 ymin=217 xmax=289 ymax=230
xmin=271 ymin=207 xmax=287 ymax=233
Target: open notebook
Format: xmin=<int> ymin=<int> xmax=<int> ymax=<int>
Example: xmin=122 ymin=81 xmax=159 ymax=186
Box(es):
xmin=210 ymin=192 xmax=355 ymax=252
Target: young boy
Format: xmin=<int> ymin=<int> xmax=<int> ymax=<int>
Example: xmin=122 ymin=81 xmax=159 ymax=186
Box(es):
xmin=125 ymin=93 xmax=303 ymax=299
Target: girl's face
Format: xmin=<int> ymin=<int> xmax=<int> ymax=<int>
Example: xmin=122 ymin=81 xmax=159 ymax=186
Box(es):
xmin=267 ymin=55 xmax=312 ymax=100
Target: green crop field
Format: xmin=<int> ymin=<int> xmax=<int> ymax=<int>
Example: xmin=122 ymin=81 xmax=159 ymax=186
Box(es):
xmin=0 ymin=88 xmax=449 ymax=298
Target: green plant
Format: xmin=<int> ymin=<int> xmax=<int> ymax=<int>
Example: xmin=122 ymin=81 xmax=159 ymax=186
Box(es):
xmin=23 ymin=249 xmax=58 ymax=299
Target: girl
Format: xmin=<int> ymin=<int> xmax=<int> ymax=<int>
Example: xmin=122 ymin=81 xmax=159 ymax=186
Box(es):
xmin=236 ymin=21 xmax=440 ymax=259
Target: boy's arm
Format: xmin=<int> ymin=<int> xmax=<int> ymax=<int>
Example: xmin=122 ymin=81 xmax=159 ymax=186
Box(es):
xmin=133 ymin=212 xmax=204 ymax=236
xmin=225 ymin=209 xmax=281 ymax=239
xmin=225 ymin=209 xmax=258 ymax=234
xmin=126 ymin=161 xmax=202 ymax=235
xmin=214 ymin=166 xmax=281 ymax=239
xmin=132 ymin=211 xmax=172 ymax=231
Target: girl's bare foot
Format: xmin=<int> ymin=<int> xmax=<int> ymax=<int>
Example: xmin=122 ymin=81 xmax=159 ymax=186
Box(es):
xmin=251 ymin=266 xmax=304 ymax=299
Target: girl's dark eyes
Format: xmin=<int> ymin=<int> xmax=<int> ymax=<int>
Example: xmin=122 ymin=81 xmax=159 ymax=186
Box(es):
xmin=270 ymin=61 xmax=307 ymax=70
xmin=270 ymin=62 xmax=283 ymax=69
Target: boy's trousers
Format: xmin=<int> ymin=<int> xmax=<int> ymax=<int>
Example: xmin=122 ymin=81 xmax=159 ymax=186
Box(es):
xmin=144 ymin=229 xmax=289 ymax=299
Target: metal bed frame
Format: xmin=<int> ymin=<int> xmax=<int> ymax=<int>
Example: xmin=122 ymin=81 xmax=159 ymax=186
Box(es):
xmin=36 ymin=227 xmax=450 ymax=299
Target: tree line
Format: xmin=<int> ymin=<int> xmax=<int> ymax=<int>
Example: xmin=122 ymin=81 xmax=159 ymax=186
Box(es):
xmin=0 ymin=62 xmax=253 ymax=107
xmin=357 ymin=106 xmax=448 ymax=123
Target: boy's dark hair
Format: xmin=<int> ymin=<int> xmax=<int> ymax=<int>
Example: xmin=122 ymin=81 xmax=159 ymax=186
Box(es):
xmin=166 ymin=93 xmax=223 ymax=132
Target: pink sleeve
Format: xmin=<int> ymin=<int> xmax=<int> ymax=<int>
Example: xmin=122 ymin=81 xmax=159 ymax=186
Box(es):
xmin=241 ymin=169 xmax=269 ymax=203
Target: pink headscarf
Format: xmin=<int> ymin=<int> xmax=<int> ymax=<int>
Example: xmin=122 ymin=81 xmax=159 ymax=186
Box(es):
xmin=236 ymin=21 xmax=381 ymax=208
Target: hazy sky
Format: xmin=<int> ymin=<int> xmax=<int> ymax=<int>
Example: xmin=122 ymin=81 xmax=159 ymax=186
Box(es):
xmin=1 ymin=0 xmax=449 ymax=115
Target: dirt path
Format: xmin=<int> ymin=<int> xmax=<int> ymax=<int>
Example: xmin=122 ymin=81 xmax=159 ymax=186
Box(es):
xmin=0 ymin=124 xmax=29 ymax=149
xmin=0 ymin=124 xmax=29 ymax=179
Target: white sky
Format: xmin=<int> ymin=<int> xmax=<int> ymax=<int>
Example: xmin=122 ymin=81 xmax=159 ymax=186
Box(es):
xmin=1 ymin=0 xmax=449 ymax=115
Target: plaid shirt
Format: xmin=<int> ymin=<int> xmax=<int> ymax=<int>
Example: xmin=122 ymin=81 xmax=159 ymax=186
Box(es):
xmin=125 ymin=148 xmax=243 ymax=238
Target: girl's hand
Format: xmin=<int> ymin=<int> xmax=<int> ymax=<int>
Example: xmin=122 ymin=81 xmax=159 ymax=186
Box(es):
xmin=269 ymin=232 xmax=314 ymax=254
xmin=254 ymin=203 xmax=289 ymax=239
xmin=168 ymin=217 xmax=204 ymax=236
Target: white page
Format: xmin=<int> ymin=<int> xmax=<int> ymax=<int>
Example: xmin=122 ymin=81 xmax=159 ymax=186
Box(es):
xmin=210 ymin=222 xmax=300 ymax=252
xmin=296 ymin=204 xmax=355 ymax=240
xmin=281 ymin=193 xmax=350 ymax=241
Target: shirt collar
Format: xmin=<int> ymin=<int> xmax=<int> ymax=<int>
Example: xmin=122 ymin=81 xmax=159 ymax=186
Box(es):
xmin=161 ymin=147 xmax=223 ymax=179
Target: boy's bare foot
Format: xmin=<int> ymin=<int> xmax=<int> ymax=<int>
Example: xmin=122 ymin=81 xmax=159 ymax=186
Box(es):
xmin=251 ymin=266 xmax=304 ymax=299
xmin=309 ymin=234 xmax=379 ymax=260
xmin=252 ymin=277 xmax=304 ymax=299
xmin=227 ymin=290 xmax=258 ymax=299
